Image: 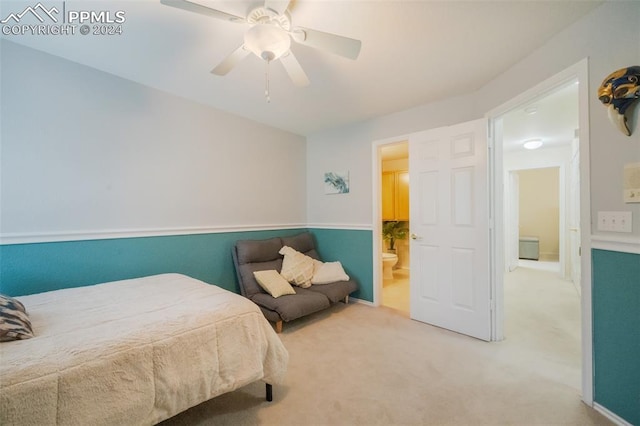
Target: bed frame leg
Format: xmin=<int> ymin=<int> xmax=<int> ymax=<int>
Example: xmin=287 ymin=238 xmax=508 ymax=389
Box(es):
xmin=265 ymin=383 xmax=273 ymax=402
xmin=344 ymin=296 xmax=349 ymax=304
xmin=275 ymin=320 xmax=283 ymax=333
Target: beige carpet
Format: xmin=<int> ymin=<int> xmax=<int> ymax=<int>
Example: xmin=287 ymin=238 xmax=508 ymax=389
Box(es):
xmin=161 ymin=267 xmax=610 ymax=425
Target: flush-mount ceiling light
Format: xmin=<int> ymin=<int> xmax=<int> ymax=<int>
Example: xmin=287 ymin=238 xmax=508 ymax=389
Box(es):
xmin=524 ymin=106 xmax=538 ymax=115
xmin=523 ymin=138 xmax=543 ymax=150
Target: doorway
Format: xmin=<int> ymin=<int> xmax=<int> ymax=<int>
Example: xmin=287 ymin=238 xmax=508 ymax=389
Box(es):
xmin=379 ymin=142 xmax=410 ymax=315
xmin=500 ymin=81 xmax=582 ymax=393
xmin=488 ymin=59 xmax=592 ymax=404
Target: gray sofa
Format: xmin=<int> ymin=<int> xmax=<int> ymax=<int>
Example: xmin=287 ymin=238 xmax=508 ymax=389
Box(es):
xmin=232 ymin=232 xmax=358 ymax=332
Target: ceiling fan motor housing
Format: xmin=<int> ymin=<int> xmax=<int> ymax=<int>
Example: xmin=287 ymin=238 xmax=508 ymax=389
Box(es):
xmin=247 ymin=6 xmax=291 ymax=30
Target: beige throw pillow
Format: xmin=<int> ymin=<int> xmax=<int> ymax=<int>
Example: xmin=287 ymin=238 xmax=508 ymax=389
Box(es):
xmin=312 ymin=261 xmax=350 ymax=285
xmin=253 ymin=270 xmax=296 ymax=298
xmin=279 ymin=246 xmax=314 ymax=288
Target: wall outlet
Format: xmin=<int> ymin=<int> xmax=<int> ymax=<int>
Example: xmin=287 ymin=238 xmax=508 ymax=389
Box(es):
xmin=597 ymin=211 xmax=632 ymax=233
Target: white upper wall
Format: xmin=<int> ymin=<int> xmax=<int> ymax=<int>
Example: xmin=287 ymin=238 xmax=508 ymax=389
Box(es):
xmin=307 ymin=1 xmax=640 ymax=237
xmin=0 ymin=40 xmax=306 ymax=240
xmin=307 ymin=93 xmax=477 ymax=226
xmin=476 ymin=1 xmax=640 ymax=235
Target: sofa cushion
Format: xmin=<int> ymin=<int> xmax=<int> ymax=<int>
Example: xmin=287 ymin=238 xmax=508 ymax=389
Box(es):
xmin=281 ymin=232 xmax=322 ymax=260
xmin=281 ymin=232 xmax=315 ymax=253
xmin=236 ymin=237 xmax=283 ymax=264
xmin=251 ymin=289 xmax=330 ymax=322
xmin=307 ymin=280 xmax=358 ymax=303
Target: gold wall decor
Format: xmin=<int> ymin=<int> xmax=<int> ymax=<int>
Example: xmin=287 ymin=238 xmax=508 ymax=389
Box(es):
xmin=598 ymin=66 xmax=640 ymax=136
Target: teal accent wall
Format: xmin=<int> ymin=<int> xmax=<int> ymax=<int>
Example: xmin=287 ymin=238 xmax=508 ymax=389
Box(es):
xmin=0 ymin=229 xmax=306 ymax=297
xmin=309 ymin=228 xmax=373 ymax=302
xmin=592 ymin=249 xmax=640 ymax=425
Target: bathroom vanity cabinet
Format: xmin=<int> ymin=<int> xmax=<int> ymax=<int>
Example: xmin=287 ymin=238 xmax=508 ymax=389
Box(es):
xmin=382 ymin=170 xmax=409 ymax=221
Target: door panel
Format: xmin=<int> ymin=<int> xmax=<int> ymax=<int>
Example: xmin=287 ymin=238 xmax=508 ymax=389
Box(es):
xmin=409 ymin=119 xmax=490 ymax=341
xmin=420 ymin=171 xmax=438 ymax=224
xmin=451 ymin=247 xmax=475 ymax=310
xmin=452 ymin=167 xmax=474 ymax=226
xmin=418 ymin=245 xmax=439 ymax=300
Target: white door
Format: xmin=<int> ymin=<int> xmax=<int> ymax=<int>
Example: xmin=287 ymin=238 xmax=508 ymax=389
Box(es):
xmin=506 ymin=171 xmax=520 ymax=272
xmin=409 ymin=119 xmax=491 ymax=341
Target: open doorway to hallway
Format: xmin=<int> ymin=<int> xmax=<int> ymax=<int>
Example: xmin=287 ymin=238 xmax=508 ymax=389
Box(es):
xmin=500 ymin=79 xmax=582 ymax=393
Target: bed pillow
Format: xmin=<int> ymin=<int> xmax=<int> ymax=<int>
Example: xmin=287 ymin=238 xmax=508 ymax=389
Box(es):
xmin=0 ymin=294 xmax=34 ymax=342
xmin=279 ymin=246 xmax=314 ymax=288
xmin=253 ymin=270 xmax=297 ymax=298
xmin=312 ymin=261 xmax=350 ymax=285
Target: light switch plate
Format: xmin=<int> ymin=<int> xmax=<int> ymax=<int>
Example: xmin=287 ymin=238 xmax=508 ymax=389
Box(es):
xmin=597 ymin=211 xmax=632 ymax=233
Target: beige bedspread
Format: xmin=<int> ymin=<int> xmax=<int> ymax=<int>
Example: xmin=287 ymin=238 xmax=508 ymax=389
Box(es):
xmin=0 ymin=274 xmax=288 ymax=425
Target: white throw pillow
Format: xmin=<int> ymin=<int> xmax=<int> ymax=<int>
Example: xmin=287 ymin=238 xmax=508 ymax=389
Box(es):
xmin=279 ymin=246 xmax=314 ymax=288
xmin=253 ymin=270 xmax=296 ymax=298
xmin=312 ymin=261 xmax=350 ymax=285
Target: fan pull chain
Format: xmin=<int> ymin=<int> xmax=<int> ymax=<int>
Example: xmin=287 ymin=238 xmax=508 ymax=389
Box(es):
xmin=265 ymin=60 xmax=271 ymax=103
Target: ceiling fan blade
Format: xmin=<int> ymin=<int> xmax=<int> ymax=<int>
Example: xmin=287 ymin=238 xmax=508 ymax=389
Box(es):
xmin=211 ymin=45 xmax=250 ymax=76
xmin=160 ymin=0 xmax=245 ymax=23
xmin=280 ymin=51 xmax=310 ymax=87
xmin=264 ymin=0 xmax=290 ymax=15
xmin=291 ymin=27 xmax=361 ymax=60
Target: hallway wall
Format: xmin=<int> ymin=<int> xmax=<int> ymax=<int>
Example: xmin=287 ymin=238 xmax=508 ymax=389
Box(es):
xmin=518 ymin=167 xmax=560 ymax=260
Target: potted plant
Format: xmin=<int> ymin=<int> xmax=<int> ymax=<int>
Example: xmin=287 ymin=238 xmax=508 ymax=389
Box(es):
xmin=382 ymin=221 xmax=409 ymax=253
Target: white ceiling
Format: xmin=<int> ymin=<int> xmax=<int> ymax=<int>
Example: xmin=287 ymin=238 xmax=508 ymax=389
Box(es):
xmin=503 ymin=80 xmax=579 ymax=152
xmin=1 ymin=0 xmax=600 ymax=136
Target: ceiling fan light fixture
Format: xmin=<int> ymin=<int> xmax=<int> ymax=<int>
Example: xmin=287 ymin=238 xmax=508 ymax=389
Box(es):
xmin=523 ymin=138 xmax=543 ymax=150
xmin=244 ymin=23 xmax=291 ymax=62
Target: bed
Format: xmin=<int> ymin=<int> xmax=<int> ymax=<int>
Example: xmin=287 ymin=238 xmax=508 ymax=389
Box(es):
xmin=0 ymin=273 xmax=289 ymax=425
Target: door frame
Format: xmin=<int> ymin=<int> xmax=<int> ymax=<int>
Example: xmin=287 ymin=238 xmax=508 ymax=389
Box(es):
xmin=486 ymin=58 xmax=592 ymax=404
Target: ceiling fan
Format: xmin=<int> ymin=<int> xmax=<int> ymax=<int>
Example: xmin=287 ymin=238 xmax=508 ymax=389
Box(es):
xmin=160 ymin=0 xmax=362 ymax=91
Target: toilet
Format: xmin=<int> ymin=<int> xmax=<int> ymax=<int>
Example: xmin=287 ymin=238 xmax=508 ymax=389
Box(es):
xmin=382 ymin=252 xmax=398 ymax=280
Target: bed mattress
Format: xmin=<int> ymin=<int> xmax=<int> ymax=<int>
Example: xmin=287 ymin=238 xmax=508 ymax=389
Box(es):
xmin=0 ymin=273 xmax=288 ymax=425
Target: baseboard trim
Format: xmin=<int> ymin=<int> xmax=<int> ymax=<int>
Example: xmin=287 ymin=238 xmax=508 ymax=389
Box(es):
xmin=0 ymin=224 xmax=307 ymax=245
xmin=591 ymin=235 xmax=640 ymax=255
xmin=349 ymin=297 xmax=375 ymax=307
xmin=593 ymin=403 xmax=632 ymax=426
